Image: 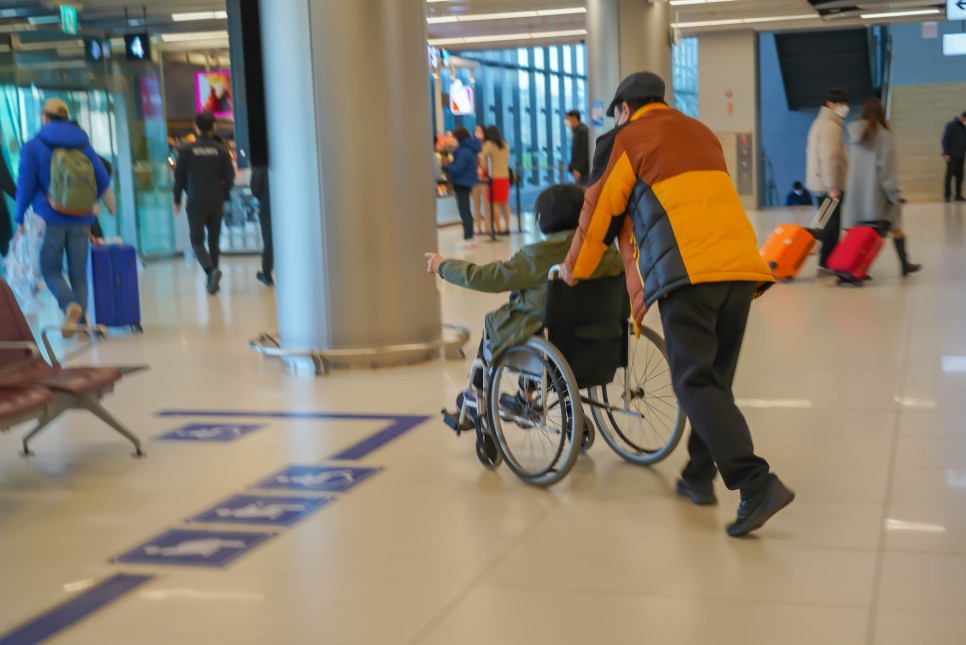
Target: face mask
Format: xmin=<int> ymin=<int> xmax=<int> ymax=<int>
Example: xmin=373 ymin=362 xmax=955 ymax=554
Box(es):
xmin=833 ymin=105 xmax=850 ymax=119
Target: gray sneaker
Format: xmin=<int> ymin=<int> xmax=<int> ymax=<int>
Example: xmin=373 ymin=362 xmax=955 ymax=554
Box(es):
xmin=207 ymin=268 xmax=223 ymax=295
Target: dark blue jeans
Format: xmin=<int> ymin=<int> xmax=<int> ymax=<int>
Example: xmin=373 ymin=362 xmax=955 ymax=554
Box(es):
xmin=40 ymin=223 xmax=90 ymax=314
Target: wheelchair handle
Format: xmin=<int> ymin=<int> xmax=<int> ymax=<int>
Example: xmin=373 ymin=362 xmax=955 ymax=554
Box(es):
xmin=548 ymin=265 xmax=562 ymax=280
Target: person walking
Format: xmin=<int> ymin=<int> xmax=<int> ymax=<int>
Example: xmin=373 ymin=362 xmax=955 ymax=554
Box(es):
xmin=250 ymin=166 xmax=273 ymax=286
xmin=482 ymin=125 xmax=512 ymax=235
xmin=471 ymin=125 xmax=489 ymax=236
xmin=173 ymin=111 xmax=235 ymax=295
xmin=559 ymin=71 xmax=792 ymax=538
xmin=566 ymin=110 xmax=590 ymax=185
xmin=806 ymin=88 xmax=850 ymax=274
xmin=443 ymin=126 xmax=480 ymax=248
xmin=14 ymin=98 xmax=112 ymax=329
xmin=844 ymin=99 xmax=921 ymax=277
xmin=942 ymin=112 xmax=966 ymax=203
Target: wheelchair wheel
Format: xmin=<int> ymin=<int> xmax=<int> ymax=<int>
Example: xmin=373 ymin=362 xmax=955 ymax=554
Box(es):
xmin=487 ymin=336 xmax=583 ymax=487
xmin=580 ymin=417 xmax=595 ymax=453
xmin=475 ymin=414 xmax=502 ymax=469
xmin=589 ymin=325 xmax=685 ymax=466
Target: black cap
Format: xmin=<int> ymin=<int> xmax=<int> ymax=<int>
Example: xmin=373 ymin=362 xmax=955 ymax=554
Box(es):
xmin=535 ymin=184 xmax=586 ymax=235
xmin=606 ymin=71 xmax=666 ymax=117
xmin=195 ymin=111 xmax=216 ymax=132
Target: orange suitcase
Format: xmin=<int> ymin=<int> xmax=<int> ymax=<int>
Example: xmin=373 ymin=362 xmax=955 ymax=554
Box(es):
xmin=760 ymin=198 xmax=838 ymax=281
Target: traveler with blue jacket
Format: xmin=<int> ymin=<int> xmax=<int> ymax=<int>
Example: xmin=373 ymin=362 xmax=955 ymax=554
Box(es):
xmin=15 ymin=98 xmax=112 ymax=328
xmin=444 ymin=127 xmax=481 ymax=246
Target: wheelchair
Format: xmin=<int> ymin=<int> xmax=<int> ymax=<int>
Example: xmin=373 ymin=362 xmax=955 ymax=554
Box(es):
xmin=442 ymin=267 xmax=686 ymax=487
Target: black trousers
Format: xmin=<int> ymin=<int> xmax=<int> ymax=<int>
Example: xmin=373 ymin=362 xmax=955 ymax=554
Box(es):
xmin=454 ymin=186 xmax=474 ymax=240
xmin=658 ymin=281 xmax=770 ymax=498
xmin=259 ymin=204 xmax=273 ymax=275
xmin=187 ymin=206 xmax=223 ymax=273
xmin=817 ymin=193 xmax=843 ymax=268
xmin=946 ymin=157 xmax=965 ymax=199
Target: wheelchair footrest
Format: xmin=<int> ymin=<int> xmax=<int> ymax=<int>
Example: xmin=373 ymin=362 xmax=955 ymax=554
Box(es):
xmin=441 ymin=409 xmax=475 ymax=433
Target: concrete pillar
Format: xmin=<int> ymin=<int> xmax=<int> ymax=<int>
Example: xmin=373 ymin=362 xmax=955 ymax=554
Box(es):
xmin=586 ymin=0 xmax=672 ymax=152
xmin=260 ymin=0 xmax=442 ymax=371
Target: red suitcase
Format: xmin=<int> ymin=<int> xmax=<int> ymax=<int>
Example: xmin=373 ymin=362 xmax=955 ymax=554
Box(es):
xmin=827 ymin=223 xmax=887 ymax=285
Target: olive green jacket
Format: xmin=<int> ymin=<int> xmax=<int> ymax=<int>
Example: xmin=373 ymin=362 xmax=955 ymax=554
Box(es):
xmin=439 ymin=230 xmax=624 ymax=358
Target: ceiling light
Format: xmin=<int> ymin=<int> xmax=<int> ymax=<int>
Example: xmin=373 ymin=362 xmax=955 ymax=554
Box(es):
xmin=860 ymin=8 xmax=941 ymax=20
xmin=172 ymin=11 xmax=228 ymax=22
xmin=428 ymin=7 xmax=585 ymax=25
xmin=673 ymin=14 xmax=818 ymax=28
xmin=428 ymin=29 xmax=587 ymax=47
xmin=669 ymin=0 xmax=738 ymax=5
xmin=27 ymin=16 xmax=61 ymax=25
xmin=160 ymin=31 xmax=229 ymax=43
xmin=742 ymin=14 xmax=818 ymax=24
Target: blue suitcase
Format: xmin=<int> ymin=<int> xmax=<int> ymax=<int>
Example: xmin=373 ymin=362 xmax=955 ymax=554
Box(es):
xmin=90 ymin=245 xmax=142 ymax=332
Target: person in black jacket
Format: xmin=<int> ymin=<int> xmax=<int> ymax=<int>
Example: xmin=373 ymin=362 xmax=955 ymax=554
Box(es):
xmin=250 ymin=166 xmax=273 ymax=286
xmin=784 ymin=181 xmax=813 ymax=207
xmin=565 ymin=110 xmax=590 ymax=185
xmin=173 ymin=112 xmax=235 ymax=294
xmin=942 ymin=112 xmax=966 ymax=202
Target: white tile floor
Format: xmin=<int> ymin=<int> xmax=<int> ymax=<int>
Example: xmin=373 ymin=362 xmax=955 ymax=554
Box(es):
xmin=2 ymin=202 xmax=966 ymax=644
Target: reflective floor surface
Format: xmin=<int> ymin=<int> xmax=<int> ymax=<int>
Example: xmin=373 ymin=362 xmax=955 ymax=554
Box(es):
xmin=1 ymin=201 xmax=965 ymax=644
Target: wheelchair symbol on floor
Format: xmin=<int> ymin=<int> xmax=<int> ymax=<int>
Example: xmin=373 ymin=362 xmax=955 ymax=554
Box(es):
xmin=189 ymin=494 xmax=333 ymax=527
xmin=113 ymin=529 xmax=274 ymax=567
xmin=252 ymin=465 xmax=382 ymax=493
xmin=157 ymin=423 xmax=266 ymax=443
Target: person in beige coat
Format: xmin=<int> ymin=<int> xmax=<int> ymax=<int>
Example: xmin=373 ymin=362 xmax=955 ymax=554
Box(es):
xmin=806 ymin=88 xmax=850 ymax=273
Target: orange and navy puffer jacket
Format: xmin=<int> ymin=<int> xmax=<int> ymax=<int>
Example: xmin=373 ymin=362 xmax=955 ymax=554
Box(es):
xmin=563 ymin=103 xmax=774 ymax=322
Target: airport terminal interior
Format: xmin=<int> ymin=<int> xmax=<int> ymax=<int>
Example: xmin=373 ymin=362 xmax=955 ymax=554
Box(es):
xmin=1 ymin=0 xmax=965 ymax=644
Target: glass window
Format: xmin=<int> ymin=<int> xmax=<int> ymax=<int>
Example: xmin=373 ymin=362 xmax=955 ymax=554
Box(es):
xmin=673 ymin=37 xmax=699 ymax=118
xmin=435 ymin=43 xmax=589 ymax=209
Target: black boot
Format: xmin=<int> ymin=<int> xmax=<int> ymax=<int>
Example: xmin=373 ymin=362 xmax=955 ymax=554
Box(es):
xmin=894 ymin=237 xmax=921 ymax=277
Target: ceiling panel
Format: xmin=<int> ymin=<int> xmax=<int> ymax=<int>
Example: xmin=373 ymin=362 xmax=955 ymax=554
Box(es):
xmin=0 ymin=0 xmax=947 ymax=54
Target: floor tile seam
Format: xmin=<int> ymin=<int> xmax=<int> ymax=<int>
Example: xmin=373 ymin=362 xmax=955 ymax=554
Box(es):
xmin=864 ymin=284 xmax=918 ymax=645
xmin=432 ymin=577 xmax=874 ymax=612
xmin=404 ymin=501 xmax=561 ymax=645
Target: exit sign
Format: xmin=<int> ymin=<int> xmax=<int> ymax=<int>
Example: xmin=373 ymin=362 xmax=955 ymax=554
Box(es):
xmin=60 ymin=5 xmax=78 ymax=35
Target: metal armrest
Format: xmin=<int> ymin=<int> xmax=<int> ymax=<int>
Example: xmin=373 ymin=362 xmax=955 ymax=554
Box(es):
xmin=41 ymin=324 xmax=110 ymax=369
xmin=0 ymin=341 xmax=41 ymax=380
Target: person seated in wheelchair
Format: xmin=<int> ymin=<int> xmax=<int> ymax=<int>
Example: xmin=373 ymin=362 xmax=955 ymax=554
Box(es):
xmin=425 ymin=184 xmax=623 ymax=418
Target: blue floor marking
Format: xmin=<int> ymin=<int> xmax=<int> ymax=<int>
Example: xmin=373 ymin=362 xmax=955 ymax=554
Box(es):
xmin=0 ymin=411 xmax=428 ymax=641
xmin=188 ymin=494 xmax=334 ymax=527
xmin=252 ymin=465 xmax=382 ymax=493
xmin=112 ymin=529 xmax=274 ymax=568
xmin=0 ymin=574 xmax=153 ymax=645
xmin=156 ymin=410 xmax=430 ymax=460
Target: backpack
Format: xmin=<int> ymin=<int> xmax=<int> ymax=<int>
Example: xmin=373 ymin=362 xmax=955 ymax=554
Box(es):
xmin=47 ymin=147 xmax=97 ymax=216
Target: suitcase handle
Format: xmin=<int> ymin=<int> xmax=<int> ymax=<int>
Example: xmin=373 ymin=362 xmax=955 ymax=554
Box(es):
xmin=809 ymin=197 xmax=839 ymax=230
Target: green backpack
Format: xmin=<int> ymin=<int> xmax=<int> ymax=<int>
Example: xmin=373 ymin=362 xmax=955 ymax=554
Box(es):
xmin=47 ymin=147 xmax=97 ymax=216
